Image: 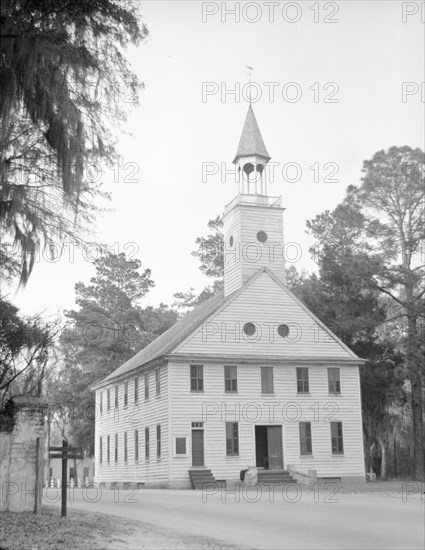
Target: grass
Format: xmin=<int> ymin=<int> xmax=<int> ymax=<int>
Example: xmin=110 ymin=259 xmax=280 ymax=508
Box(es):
xmin=0 ymin=505 xmax=140 ymax=550
xmin=0 ymin=505 xmax=246 ymax=550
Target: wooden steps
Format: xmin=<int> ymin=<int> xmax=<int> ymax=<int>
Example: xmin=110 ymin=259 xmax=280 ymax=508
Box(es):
xmin=189 ymin=468 xmax=224 ymax=490
xmin=257 ymin=469 xmax=296 ymax=485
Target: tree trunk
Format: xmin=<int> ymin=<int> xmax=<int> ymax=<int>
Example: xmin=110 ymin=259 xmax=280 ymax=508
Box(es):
xmin=379 ymin=439 xmax=387 ymax=479
xmin=406 ymin=313 xmax=424 ymax=481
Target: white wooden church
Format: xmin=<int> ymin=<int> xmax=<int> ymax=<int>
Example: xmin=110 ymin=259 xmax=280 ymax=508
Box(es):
xmin=92 ymin=106 xmax=366 ymax=488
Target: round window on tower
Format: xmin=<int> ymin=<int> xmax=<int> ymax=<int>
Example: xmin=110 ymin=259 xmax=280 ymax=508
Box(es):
xmin=243 ymin=322 xmax=256 ymax=337
xmin=257 ymin=231 xmax=268 ymax=243
xmin=277 ymin=324 xmax=290 ymax=338
xmin=229 ymin=236 xmax=234 ymax=247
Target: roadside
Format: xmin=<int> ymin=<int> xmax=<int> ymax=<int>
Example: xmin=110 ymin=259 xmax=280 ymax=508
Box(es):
xmin=0 ymin=506 xmax=246 ymax=550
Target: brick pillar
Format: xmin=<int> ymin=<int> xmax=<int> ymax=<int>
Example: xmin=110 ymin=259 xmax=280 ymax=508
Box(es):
xmin=0 ymin=396 xmax=48 ymax=512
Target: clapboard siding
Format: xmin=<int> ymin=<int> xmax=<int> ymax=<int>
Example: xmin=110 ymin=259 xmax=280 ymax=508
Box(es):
xmin=94 ymin=365 xmax=169 ymax=484
xmin=224 ymin=204 xmax=285 ymax=296
xmin=169 ymin=361 xmax=365 ymax=483
xmin=223 ymin=205 xmax=242 ymax=295
xmin=174 ymin=271 xmax=355 ymax=358
xmin=239 ymin=206 xmax=285 ymax=283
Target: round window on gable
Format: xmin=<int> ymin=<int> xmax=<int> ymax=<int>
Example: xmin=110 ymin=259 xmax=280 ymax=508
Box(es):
xmin=243 ymin=322 xmax=256 ymax=337
xmin=278 ymin=324 xmax=290 ymax=338
xmin=257 ymin=231 xmax=268 ymax=243
xmin=229 ymin=236 xmax=234 ymax=247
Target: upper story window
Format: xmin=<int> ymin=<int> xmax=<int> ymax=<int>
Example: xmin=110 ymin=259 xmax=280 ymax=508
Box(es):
xmin=124 ymin=432 xmax=128 ymax=462
xmin=99 ymin=392 xmax=103 ymax=414
xmin=124 ymin=381 xmax=128 ymax=407
xmin=99 ymin=436 xmax=103 ymax=463
xmin=190 ymin=364 xmax=204 ymax=392
xmin=107 ymin=435 xmax=110 ymax=462
xmin=224 ymin=365 xmax=237 ymax=393
xmin=114 ymin=386 xmax=119 ymax=408
xmin=107 ymin=389 xmax=111 ymax=411
xmin=155 ymin=369 xmax=161 ymax=396
xmin=134 ymin=377 xmax=139 ymax=403
xmin=328 ymin=368 xmax=341 ymax=394
xmin=331 ymin=422 xmax=344 ymax=454
xmin=261 ymin=366 xmax=274 ymax=394
xmin=144 ymin=372 xmax=149 ymax=400
xmin=114 ymin=433 xmax=118 ymax=462
xmin=296 ymin=367 xmax=309 ymax=393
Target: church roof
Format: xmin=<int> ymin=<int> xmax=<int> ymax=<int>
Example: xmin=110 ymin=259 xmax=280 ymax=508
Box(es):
xmin=233 ymin=105 xmax=271 ymax=164
xmin=94 ymin=268 xmax=362 ymax=389
xmin=98 ymin=289 xmax=231 ymax=385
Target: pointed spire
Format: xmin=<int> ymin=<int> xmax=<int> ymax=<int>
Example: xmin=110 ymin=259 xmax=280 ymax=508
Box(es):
xmin=233 ymin=105 xmax=271 ymax=164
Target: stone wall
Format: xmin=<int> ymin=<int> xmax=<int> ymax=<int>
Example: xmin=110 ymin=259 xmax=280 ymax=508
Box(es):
xmin=0 ymin=396 xmax=47 ymax=513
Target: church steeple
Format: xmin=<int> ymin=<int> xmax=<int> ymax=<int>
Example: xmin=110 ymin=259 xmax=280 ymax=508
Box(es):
xmin=233 ymin=105 xmax=271 ymax=163
xmin=223 ymin=106 xmax=285 ymax=296
xmin=233 ymin=105 xmax=271 ymax=195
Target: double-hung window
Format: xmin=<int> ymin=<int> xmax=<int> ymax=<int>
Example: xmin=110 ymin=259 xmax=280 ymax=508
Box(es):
xmin=224 ymin=366 xmax=237 ymax=393
xmin=190 ymin=364 xmax=204 ymax=392
xmin=226 ymin=422 xmax=239 ymax=456
xmin=328 ymin=368 xmax=341 ymax=394
xmin=299 ymin=422 xmax=313 ymax=455
xmin=331 ymin=422 xmax=344 ymax=454
xmin=297 ymin=367 xmax=309 ymax=393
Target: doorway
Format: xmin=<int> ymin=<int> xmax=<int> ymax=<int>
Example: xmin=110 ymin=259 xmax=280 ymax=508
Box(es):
xmin=255 ymin=425 xmax=283 ymax=470
xmin=191 ymin=424 xmax=204 ymax=467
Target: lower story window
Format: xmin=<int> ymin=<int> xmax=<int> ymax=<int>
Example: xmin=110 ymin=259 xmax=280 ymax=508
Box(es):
xmin=226 ymin=422 xmax=239 ymax=456
xmin=156 ymin=424 xmax=161 ymax=458
xmin=331 ymin=422 xmax=344 ymax=454
xmin=145 ymin=427 xmax=150 ymax=460
xmin=174 ymin=436 xmax=187 ymax=456
xmin=299 ymin=422 xmax=312 ymax=455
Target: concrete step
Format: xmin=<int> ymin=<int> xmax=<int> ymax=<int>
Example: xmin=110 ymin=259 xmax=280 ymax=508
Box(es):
xmin=189 ymin=468 xmax=221 ymax=490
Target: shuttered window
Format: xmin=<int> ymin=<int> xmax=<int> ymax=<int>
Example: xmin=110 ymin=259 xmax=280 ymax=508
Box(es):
xmin=124 ymin=432 xmax=128 ymax=462
xmin=299 ymin=422 xmax=312 ymax=455
xmin=156 ymin=424 xmax=161 ymax=458
xmin=144 ymin=372 xmax=149 ymax=400
xmin=99 ymin=392 xmax=103 ymax=414
xmin=226 ymin=422 xmax=239 ymax=456
xmin=175 ymin=437 xmax=187 ymax=455
xmin=134 ymin=377 xmax=139 ymax=403
xmin=145 ymin=427 xmax=150 ymax=460
xmin=114 ymin=386 xmax=119 ymax=408
xmin=156 ymin=369 xmax=161 ymax=395
xmin=261 ymin=367 xmax=274 ymax=394
xmin=99 ymin=437 xmax=103 ymax=463
xmin=107 ymin=435 xmax=110 ymax=462
xmin=296 ymin=368 xmax=309 ymax=393
xmin=107 ymin=389 xmax=111 ymax=411
xmin=331 ymin=422 xmax=344 ymax=454
xmin=224 ymin=365 xmax=237 ymax=393
xmin=134 ymin=430 xmax=139 ymax=462
xmin=115 ymin=433 xmax=118 ymax=462
xmin=190 ymin=364 xmax=204 ymax=392
xmin=328 ymin=368 xmax=341 ymax=394
xmin=124 ymin=382 xmax=128 ymax=407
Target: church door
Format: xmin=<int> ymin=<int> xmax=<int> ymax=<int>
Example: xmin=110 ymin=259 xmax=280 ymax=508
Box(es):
xmin=191 ymin=424 xmax=204 ymax=467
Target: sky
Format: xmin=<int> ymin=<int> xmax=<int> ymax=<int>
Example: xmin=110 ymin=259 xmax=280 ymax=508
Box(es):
xmin=9 ymin=0 xmax=425 ymax=319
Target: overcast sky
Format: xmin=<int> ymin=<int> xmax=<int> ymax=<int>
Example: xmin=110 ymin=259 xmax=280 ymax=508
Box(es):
xmin=11 ymin=0 xmax=424 ymax=318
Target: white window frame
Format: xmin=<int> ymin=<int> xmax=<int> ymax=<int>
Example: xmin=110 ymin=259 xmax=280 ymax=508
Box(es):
xmin=173 ymin=436 xmax=189 ymax=457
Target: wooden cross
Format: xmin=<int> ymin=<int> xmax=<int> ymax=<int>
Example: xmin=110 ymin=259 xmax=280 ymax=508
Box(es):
xmin=49 ymin=440 xmax=83 ymax=517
